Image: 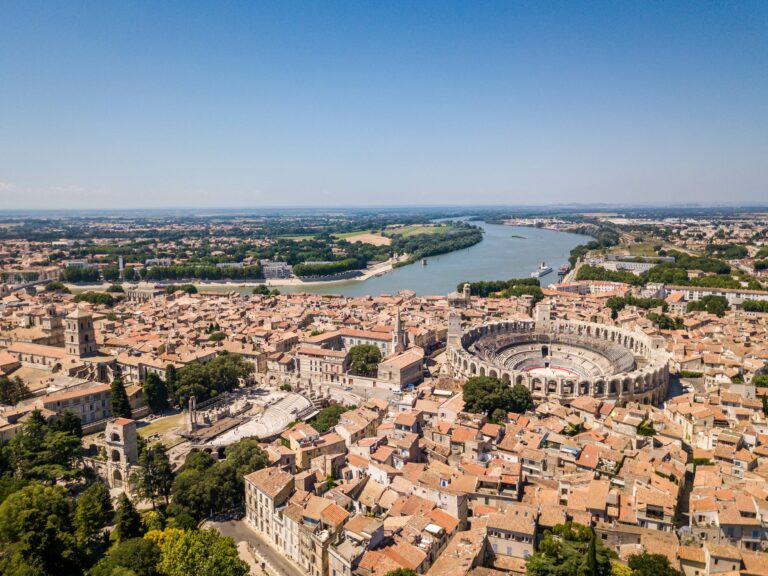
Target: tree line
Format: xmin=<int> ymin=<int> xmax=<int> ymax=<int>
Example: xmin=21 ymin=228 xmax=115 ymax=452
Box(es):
xmin=391 ymin=223 xmax=483 ymax=266
xmin=0 ymin=408 xmax=262 ymax=576
xmin=459 ymin=277 xmax=543 ymax=303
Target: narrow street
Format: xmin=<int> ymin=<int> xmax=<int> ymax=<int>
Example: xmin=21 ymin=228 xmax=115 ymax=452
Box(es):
xmin=206 ymin=519 xmax=304 ymax=576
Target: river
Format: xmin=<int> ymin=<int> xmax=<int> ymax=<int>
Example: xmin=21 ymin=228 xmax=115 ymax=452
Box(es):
xmin=261 ymin=222 xmax=586 ymax=297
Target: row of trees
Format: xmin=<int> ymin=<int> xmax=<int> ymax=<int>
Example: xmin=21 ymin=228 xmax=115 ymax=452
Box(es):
xmin=61 ymin=267 xmax=101 ymax=282
xmin=704 ymin=243 xmax=749 ymax=260
xmin=143 ymin=264 xmax=264 ymax=281
xmin=605 ymin=295 xmax=668 ymax=320
xmin=743 ymin=300 xmax=768 ymax=312
xmin=164 ymin=283 xmax=197 ymax=294
xmin=293 ymin=257 xmax=363 ymax=278
xmin=576 ymin=265 xmax=643 ymax=286
xmin=459 ymin=277 xmax=541 ymax=298
xmin=74 ymin=291 xmax=119 ymax=307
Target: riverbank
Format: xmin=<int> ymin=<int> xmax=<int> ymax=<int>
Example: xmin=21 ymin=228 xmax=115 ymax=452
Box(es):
xmin=264 ymin=255 xmax=408 ymax=287
xmin=63 ymin=255 xmax=410 ymax=294
xmin=62 ymin=224 xmax=585 ymax=298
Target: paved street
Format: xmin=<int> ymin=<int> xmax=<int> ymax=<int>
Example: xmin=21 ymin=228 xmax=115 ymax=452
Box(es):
xmin=206 ymin=519 xmax=304 ymax=576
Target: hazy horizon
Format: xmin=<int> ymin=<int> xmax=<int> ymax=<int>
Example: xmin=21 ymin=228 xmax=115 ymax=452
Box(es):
xmin=2 ymin=1 xmax=767 ymax=209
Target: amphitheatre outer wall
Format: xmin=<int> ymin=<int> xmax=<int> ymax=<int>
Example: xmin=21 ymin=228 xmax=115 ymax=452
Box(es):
xmin=448 ymin=319 xmax=669 ymax=406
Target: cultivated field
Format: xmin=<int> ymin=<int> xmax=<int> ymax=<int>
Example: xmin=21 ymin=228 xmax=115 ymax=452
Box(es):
xmin=333 ymin=230 xmax=391 ymax=246
xmin=387 ymin=224 xmax=451 ymax=237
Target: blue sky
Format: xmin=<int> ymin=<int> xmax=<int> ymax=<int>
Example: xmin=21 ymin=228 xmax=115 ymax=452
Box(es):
xmin=1 ymin=1 xmax=767 ymax=209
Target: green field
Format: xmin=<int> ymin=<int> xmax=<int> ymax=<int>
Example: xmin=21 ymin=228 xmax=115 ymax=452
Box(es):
xmin=332 ymin=229 xmax=373 ymax=238
xmin=274 ymin=234 xmax=316 ymax=241
xmin=626 ymin=242 xmax=661 ymax=257
xmin=137 ymin=413 xmax=184 ymax=439
xmin=388 ymin=224 xmax=452 ymax=237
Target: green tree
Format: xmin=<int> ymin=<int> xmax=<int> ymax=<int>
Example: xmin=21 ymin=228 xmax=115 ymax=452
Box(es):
xmin=752 ymin=374 xmax=768 ymax=387
xmin=73 ymin=481 xmax=113 ymax=547
xmin=612 ymin=562 xmax=632 ymax=576
xmin=310 ymin=403 xmax=351 ymax=433
xmin=115 ymin=493 xmax=142 ymax=541
xmin=44 ymin=281 xmax=71 ymax=293
xmin=384 ymin=570 xmax=419 ymax=576
xmin=172 ymin=353 xmax=253 ymax=407
xmin=163 ymin=284 xmax=198 ymax=294
xmin=171 ymin=438 xmax=268 ymax=521
xmin=0 ymin=376 xmax=30 ymax=405
xmin=74 ymin=291 xmax=117 ymax=307
xmin=110 ymin=377 xmax=133 ymax=419
xmin=526 ymin=522 xmax=612 ymax=576
xmin=251 ymin=284 xmax=270 ymax=295
xmin=686 ymin=295 xmax=729 ymax=317
xmin=0 ymin=483 xmax=79 ymax=575
xmin=90 ymin=537 xmax=161 ymax=576
xmin=221 ymin=437 xmax=268 ymax=479
xmin=587 ymin=529 xmax=598 ymax=576
xmin=130 ymin=444 xmax=173 ymax=509
xmin=509 ymin=383 xmax=534 ymax=413
xmin=164 ymin=364 xmax=178 ymax=404
xmin=347 ymin=344 xmax=381 ymax=377
xmin=156 ymin=528 xmax=248 ymax=576
xmin=462 ymin=376 xmax=533 ymax=417
xmin=142 ymin=373 xmax=169 ymax=414
xmin=5 ymin=410 xmax=83 ymax=482
xmin=627 ymin=553 xmax=681 ymax=576
xmin=50 ymin=411 xmax=83 ymax=438
xmin=180 ymin=449 xmax=216 ymax=473
xmin=490 ymin=408 xmax=507 ymax=423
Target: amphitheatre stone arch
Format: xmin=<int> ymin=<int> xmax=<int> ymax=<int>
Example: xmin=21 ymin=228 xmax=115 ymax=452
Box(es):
xmin=448 ymin=319 xmax=669 ymax=405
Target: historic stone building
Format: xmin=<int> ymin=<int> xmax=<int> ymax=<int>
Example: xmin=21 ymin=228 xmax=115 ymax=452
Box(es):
xmin=64 ymin=307 xmax=97 ymax=357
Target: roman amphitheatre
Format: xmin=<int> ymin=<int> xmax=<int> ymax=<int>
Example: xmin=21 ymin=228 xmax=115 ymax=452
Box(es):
xmin=448 ymin=318 xmax=669 ymax=405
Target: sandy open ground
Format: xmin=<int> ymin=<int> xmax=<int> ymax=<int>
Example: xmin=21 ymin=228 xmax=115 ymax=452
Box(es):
xmin=335 ymin=231 xmax=391 ymax=246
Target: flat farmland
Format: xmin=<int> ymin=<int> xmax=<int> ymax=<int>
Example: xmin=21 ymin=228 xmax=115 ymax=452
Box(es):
xmin=333 ymin=230 xmax=391 ymax=246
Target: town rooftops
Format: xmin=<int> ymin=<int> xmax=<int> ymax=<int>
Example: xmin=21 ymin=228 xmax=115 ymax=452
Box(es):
xmin=112 ymin=417 xmax=135 ymax=426
xmin=245 ymin=466 xmax=294 ymax=498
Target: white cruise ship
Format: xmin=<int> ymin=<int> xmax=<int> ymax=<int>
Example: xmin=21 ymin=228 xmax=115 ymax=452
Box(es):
xmin=531 ymin=261 xmax=553 ymax=278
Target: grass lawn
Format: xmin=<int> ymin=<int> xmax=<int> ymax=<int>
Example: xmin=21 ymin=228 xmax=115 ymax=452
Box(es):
xmin=388 ymin=224 xmax=452 ymax=237
xmin=137 ymin=413 xmax=184 ymax=439
xmin=627 ymin=242 xmax=661 ymax=257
